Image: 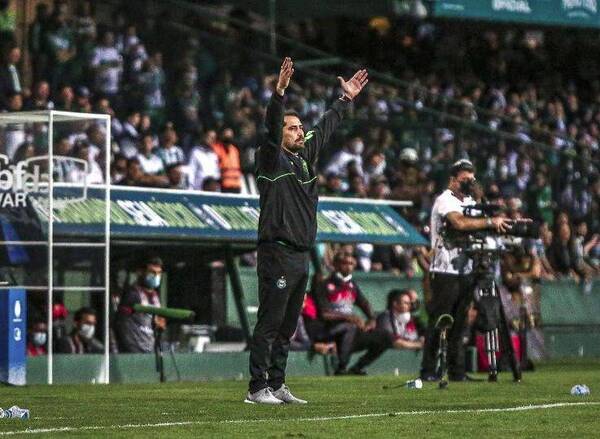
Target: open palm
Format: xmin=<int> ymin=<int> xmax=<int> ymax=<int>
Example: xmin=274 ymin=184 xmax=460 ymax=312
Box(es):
xmin=338 ymin=69 xmax=369 ymax=100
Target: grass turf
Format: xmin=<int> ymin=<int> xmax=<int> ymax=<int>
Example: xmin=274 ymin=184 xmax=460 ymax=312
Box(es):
xmin=0 ymin=359 xmax=599 ymax=438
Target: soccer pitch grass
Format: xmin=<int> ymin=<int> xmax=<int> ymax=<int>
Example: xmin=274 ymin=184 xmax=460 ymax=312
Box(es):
xmin=0 ymin=359 xmax=599 ymax=438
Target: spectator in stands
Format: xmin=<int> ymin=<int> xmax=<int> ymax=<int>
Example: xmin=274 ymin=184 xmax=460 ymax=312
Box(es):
xmin=136 ymin=132 xmax=164 ymax=176
xmin=27 ymin=320 xmax=48 ymax=357
xmin=111 ymin=153 xmax=128 ymax=185
xmin=0 ymin=43 xmax=22 ymax=110
xmin=45 ymin=3 xmax=76 ymax=90
xmin=56 ymin=306 xmax=104 ymax=354
xmin=201 ymin=176 xmax=221 ymax=192
xmin=166 ymin=164 xmax=190 ymax=189
xmin=24 ymin=80 xmax=53 ymax=110
xmin=212 ymin=127 xmax=242 ymax=193
xmin=2 ymin=92 xmax=25 ymax=160
xmin=138 ymin=51 xmax=166 ymax=126
xmin=548 ymin=222 xmax=587 ymax=280
xmin=314 ymin=252 xmax=391 ymax=375
xmin=118 ymin=109 xmax=141 ymax=158
xmin=115 ymin=255 xmax=166 ymax=353
xmin=188 ymin=129 xmax=220 ymax=191
xmin=74 ymin=85 xmax=92 ymax=113
xmin=90 ymin=30 xmax=123 ymax=104
xmin=65 ymin=139 xmax=103 ymax=184
xmin=28 ymin=2 xmax=50 ymax=82
xmin=376 ymin=289 xmax=424 ymax=350
xmin=321 ymin=172 xmax=343 ymax=196
xmin=55 ymin=84 xmax=75 ymax=111
xmin=157 ymin=122 xmax=185 ymax=168
xmin=324 ymin=136 xmax=364 ymax=178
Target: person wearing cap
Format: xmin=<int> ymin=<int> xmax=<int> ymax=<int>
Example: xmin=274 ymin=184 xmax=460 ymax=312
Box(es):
xmin=420 ymin=159 xmax=512 ymax=382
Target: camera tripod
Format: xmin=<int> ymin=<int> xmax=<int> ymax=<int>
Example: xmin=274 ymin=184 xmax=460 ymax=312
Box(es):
xmin=469 ymin=248 xmax=522 ymax=383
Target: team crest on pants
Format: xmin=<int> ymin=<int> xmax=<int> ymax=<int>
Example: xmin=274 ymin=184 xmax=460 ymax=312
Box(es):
xmin=276 ymin=276 xmax=287 ymax=289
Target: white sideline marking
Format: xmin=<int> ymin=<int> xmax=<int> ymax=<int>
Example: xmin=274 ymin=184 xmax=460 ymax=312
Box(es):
xmin=0 ymin=402 xmax=598 ymax=436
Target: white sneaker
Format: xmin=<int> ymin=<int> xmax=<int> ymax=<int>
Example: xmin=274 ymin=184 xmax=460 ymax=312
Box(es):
xmin=244 ymin=387 xmax=284 ymax=404
xmin=271 ymin=384 xmax=308 ymax=404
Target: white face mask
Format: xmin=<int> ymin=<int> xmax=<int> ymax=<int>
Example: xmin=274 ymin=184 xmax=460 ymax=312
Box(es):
xmin=335 ymin=272 xmax=353 ymax=283
xmin=79 ymin=324 xmax=95 ymax=340
xmin=396 ymin=312 xmax=411 ymax=325
xmin=33 ymin=332 xmax=47 ymax=346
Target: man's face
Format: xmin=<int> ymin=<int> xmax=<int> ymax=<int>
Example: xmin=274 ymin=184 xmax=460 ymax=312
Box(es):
xmin=335 ymin=255 xmax=356 ymax=276
xmin=77 ymin=313 xmax=96 ymax=330
xmin=281 ymin=115 xmax=305 ymax=152
xmin=8 ymin=47 xmax=20 ymax=64
xmin=450 ymin=170 xmax=476 ymax=197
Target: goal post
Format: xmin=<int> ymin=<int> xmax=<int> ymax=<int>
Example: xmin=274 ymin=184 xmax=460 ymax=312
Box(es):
xmin=0 ymin=110 xmax=111 ymax=385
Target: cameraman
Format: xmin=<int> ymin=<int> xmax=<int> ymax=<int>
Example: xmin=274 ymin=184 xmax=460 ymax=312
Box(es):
xmin=420 ymin=159 xmax=512 ymax=381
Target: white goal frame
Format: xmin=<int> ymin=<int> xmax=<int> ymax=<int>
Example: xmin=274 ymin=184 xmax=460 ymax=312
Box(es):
xmin=0 ymin=110 xmax=111 ymax=385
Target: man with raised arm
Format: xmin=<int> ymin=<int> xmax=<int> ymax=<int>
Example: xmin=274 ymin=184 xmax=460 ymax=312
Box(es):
xmin=245 ymin=57 xmax=368 ymax=404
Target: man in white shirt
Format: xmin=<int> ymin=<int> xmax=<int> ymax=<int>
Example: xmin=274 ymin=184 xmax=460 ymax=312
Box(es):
xmin=91 ymin=31 xmax=123 ymax=97
xmin=188 ymin=129 xmax=220 ymax=190
xmin=421 ymin=159 xmax=511 ymax=382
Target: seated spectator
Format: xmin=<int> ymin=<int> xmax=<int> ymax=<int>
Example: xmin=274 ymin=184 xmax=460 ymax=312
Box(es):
xmin=74 ymin=85 xmax=92 ymax=113
xmin=376 ymin=289 xmax=424 ymax=350
xmin=324 ymin=136 xmax=364 ymax=178
xmin=24 ymin=80 xmax=53 ymax=110
xmin=136 ymin=132 xmax=161 ymax=173
xmin=166 ymin=164 xmax=190 ymax=189
xmin=124 ymin=156 xmax=168 ymax=187
xmin=27 ymin=320 xmax=48 ymax=357
xmin=110 ymin=153 xmax=128 ymax=184
xmin=157 ymin=122 xmax=185 ymax=168
xmin=548 ymin=222 xmax=589 ymax=281
xmin=212 ymin=127 xmax=242 ymax=193
xmin=188 ymin=129 xmax=220 ymax=190
xmin=314 ymin=252 xmax=391 ymax=375
xmin=115 ymin=255 xmax=166 ymax=353
xmin=56 ymin=306 xmax=103 ymax=354
xmin=320 ymin=172 xmax=343 ymax=196
xmin=201 ymin=176 xmax=221 ymax=192
xmin=71 ymin=139 xmax=104 ymax=183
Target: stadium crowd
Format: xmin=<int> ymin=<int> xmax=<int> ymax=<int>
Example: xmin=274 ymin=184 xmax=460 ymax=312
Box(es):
xmin=1 ymin=1 xmax=599 ymax=358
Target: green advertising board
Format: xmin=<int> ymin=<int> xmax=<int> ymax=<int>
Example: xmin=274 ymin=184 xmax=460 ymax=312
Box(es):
xmin=26 ymin=186 xmax=426 ymax=246
xmin=434 ymin=0 xmax=600 ymax=28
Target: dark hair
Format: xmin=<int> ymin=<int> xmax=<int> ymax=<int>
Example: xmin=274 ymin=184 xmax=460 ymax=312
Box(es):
xmin=386 ymin=289 xmax=411 ymax=310
xmin=283 ymin=110 xmax=301 ymax=126
xmin=145 ymin=256 xmax=163 ymax=268
xmin=74 ymin=306 xmax=96 ymax=322
xmin=450 ymin=159 xmax=475 ymax=177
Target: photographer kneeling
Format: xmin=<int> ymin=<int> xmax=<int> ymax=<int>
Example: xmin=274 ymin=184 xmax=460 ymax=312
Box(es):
xmin=420 ymin=160 xmax=512 ymax=382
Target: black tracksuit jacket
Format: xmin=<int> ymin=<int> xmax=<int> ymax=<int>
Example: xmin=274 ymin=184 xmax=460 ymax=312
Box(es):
xmin=256 ymin=92 xmax=348 ymax=250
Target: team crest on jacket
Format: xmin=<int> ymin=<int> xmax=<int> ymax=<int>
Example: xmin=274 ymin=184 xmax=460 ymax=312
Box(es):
xmin=277 ymin=276 xmax=287 ymax=289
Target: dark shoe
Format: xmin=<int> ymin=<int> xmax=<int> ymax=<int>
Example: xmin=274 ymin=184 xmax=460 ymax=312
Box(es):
xmin=334 ymin=368 xmax=349 ymax=376
xmin=449 ymin=374 xmax=483 ymax=382
xmin=420 ymin=373 xmax=439 ymax=382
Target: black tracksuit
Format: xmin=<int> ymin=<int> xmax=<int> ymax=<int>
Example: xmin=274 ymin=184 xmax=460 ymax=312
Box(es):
xmin=248 ymin=92 xmax=348 ymax=393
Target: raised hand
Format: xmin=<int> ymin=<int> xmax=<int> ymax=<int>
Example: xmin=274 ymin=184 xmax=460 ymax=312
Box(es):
xmin=276 ymin=57 xmax=294 ymax=96
xmin=337 ymin=69 xmax=369 ymax=100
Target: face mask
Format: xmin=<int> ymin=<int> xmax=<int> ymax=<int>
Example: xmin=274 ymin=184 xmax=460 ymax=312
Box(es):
xmin=459 ymin=179 xmax=475 ymax=196
xmin=144 ymin=273 xmax=161 ymax=289
xmin=396 ymin=312 xmax=411 ymax=325
xmin=33 ymin=332 xmax=47 ymax=346
xmin=499 ymin=165 xmax=509 ymax=178
xmin=79 ymin=324 xmax=95 ymax=340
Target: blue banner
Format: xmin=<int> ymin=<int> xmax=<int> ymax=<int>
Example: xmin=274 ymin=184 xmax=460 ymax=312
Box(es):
xmin=0 ymin=289 xmax=27 ymax=385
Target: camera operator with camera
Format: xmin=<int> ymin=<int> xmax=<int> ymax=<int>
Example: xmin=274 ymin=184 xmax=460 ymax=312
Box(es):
xmin=420 ymin=159 xmax=512 ymax=382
